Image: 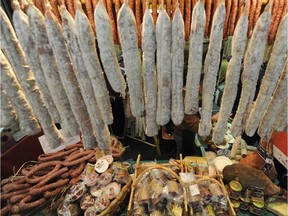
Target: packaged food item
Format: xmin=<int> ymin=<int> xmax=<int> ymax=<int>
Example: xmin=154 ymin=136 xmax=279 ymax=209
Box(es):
xmin=249 ymin=201 xmax=265 ymax=215
xmin=227 ymin=180 xmax=242 ymax=200
xmin=84 ymin=206 xmax=97 ymax=216
xmin=65 ymin=182 xmax=87 ymax=202
xmin=104 ymin=182 xmax=121 ymax=199
xmin=179 ymin=172 xmax=195 ymax=184
xmin=205 ymin=205 xmax=216 ymax=216
xmin=188 ymin=184 xmax=202 ymax=212
xmin=95 ymin=158 xmax=109 ymax=173
xmin=208 ymin=183 xmax=228 ymax=208
xmin=57 ymin=202 xmax=81 ymax=216
xmin=167 ymin=180 xmax=180 ymax=198
xmin=132 ymin=205 xmax=147 ymax=216
xmin=113 ymin=168 xmax=131 ymax=184
xmin=136 ymin=182 xmax=151 ymax=205
xmin=166 ymin=202 xmax=183 ymax=216
xmin=199 ymin=185 xmax=212 ymax=205
xmin=90 ymin=186 xmax=105 ymax=198
xmin=95 ymin=169 xmax=114 ymax=189
xmin=80 ymin=194 xmax=95 ymax=211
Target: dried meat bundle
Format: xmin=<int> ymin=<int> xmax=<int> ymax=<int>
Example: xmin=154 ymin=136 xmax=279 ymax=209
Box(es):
xmin=212 ymin=2 xmax=249 ymax=144
xmin=171 ymin=4 xmax=184 ymax=126
xmin=184 ymin=0 xmax=205 ymax=115
xmin=75 ymin=2 xmax=113 ymax=125
xmin=142 ymin=5 xmax=158 ymax=137
xmin=117 ymin=1 xmax=145 ymax=117
xmin=61 ymin=6 xmax=110 ymax=151
xmin=231 ymin=2 xmax=272 ymax=137
xmin=0 ymin=51 xmax=40 ymax=135
xmin=156 ymin=4 xmax=172 ymax=126
xmin=94 ymin=0 xmax=126 ymax=98
xmin=198 ymin=1 xmax=225 ymax=137
xmin=27 ymin=2 xmax=79 ymax=137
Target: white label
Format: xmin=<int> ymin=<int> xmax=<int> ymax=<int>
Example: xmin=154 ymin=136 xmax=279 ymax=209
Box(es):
xmin=38 ymin=129 xmax=81 ymax=153
xmin=189 ymin=184 xmax=200 ymax=197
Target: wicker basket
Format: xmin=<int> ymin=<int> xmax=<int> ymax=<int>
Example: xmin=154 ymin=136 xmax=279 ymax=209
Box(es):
xmin=127 ymin=154 xmax=189 ymax=216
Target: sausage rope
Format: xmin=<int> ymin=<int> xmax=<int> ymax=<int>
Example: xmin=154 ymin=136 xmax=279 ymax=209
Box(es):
xmin=94 ymin=0 xmax=126 ymax=97
xmin=156 ymin=3 xmax=172 ymax=126
xmin=231 ymin=2 xmax=272 ymax=137
xmin=117 ymin=0 xmax=145 ymax=117
xmin=171 ymin=4 xmax=184 ymax=126
xmin=27 ymin=2 xmax=79 ymax=137
xmin=75 ymin=2 xmax=114 ymax=124
xmin=198 ymin=1 xmax=225 ymax=137
xmin=142 ymin=4 xmax=158 ymax=137
xmin=212 ymin=2 xmax=249 ymax=144
xmin=184 ymin=0 xmax=206 ymax=115
xmin=61 ymin=6 xmax=111 ymax=151
xmin=245 ymin=14 xmax=288 ymax=136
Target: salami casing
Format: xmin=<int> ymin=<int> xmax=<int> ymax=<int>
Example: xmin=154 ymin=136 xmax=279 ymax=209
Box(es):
xmin=0 ymin=89 xmax=18 ymax=128
xmin=94 ymin=0 xmax=126 ymax=98
xmin=171 ymin=5 xmax=184 ymax=126
xmin=0 ymin=51 xmax=40 ymax=135
xmin=198 ymin=1 xmax=225 ymax=138
xmin=75 ymin=2 xmax=114 ymax=124
xmin=258 ymin=63 xmax=287 ymax=139
xmin=184 ymin=0 xmax=205 ymax=115
xmin=61 ymin=6 xmax=111 ymax=150
xmin=231 ymin=2 xmax=272 ymax=137
xmin=27 ymin=3 xmax=79 ymax=137
xmin=45 ymin=4 xmax=96 ymax=149
xmin=12 ymin=3 xmax=61 ymax=124
xmin=212 ymin=2 xmax=248 ymax=144
xmin=156 ymin=4 xmax=172 ymax=126
xmin=245 ymin=14 xmax=288 ymax=137
xmin=142 ymin=5 xmax=158 ymax=137
xmin=117 ymin=1 xmax=145 ymax=117
xmin=2 ymin=6 xmax=62 ymax=148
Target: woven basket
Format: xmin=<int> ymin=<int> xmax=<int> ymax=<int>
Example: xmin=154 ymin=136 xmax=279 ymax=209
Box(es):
xmin=127 ymin=154 xmax=189 ymax=216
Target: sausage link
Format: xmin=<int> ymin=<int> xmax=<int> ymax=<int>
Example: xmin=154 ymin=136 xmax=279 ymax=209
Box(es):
xmin=29 ymin=178 xmax=69 ymax=196
xmin=33 ymin=167 xmax=68 ymax=188
xmin=63 ymin=152 xmax=95 ymax=166
xmin=19 ymin=195 xmax=46 ymax=211
xmin=10 ymin=194 xmax=27 ymax=204
xmin=2 ymin=183 xmax=31 ymax=192
xmin=44 ymin=185 xmax=66 ymax=199
xmin=70 ymin=162 xmax=86 ymax=178
xmin=228 ymin=0 xmax=238 ymax=36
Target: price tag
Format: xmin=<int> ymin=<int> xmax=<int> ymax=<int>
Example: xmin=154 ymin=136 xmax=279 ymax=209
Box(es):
xmin=257 ymin=145 xmax=266 ymax=160
xmin=189 ymin=184 xmax=200 ymax=197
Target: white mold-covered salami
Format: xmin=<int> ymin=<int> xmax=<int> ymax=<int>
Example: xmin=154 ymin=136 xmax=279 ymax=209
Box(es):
xmin=94 ymin=0 xmax=126 ymax=98
xmin=0 ymin=89 xmax=18 ymax=128
xmin=27 ymin=3 xmax=79 ymax=137
xmin=155 ymin=4 xmax=172 ymax=126
xmin=171 ymin=5 xmax=184 ymax=126
xmin=273 ymin=101 xmax=287 ymax=132
xmin=212 ymin=2 xmax=249 ymax=144
xmin=61 ymin=6 xmax=110 ymax=150
xmin=245 ymin=14 xmax=288 ymax=137
xmin=117 ymin=1 xmax=144 ymax=118
xmin=12 ymin=1 xmax=61 ymax=124
xmin=258 ymin=63 xmax=287 ymax=139
xmin=1 ymin=7 xmax=63 ymax=148
xmin=0 ymin=51 xmax=40 ymax=135
xmin=75 ymin=2 xmax=113 ymax=125
xmin=198 ymin=1 xmax=225 ymax=138
xmin=142 ymin=5 xmax=158 ymax=137
xmin=45 ymin=4 xmax=96 ymax=149
xmin=231 ymin=2 xmax=272 ymax=137
xmin=184 ymin=0 xmax=205 ymax=115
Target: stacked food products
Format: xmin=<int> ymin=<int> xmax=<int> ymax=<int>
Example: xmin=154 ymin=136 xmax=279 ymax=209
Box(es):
xmin=58 ymin=160 xmax=132 ymax=215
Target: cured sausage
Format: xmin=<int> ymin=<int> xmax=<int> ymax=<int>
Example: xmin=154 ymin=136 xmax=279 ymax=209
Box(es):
xmin=223 ymin=0 xmax=232 ymax=40
xmin=228 ymin=0 xmax=238 ymax=36
xmin=171 ymin=5 xmax=184 ymax=126
xmin=117 ymin=1 xmax=145 ymax=117
xmin=204 ymin=0 xmax=212 ymax=37
xmin=247 ymin=0 xmax=257 ymax=38
xmin=156 ymin=4 xmax=172 ymax=126
xmin=184 ymin=0 xmax=205 ymax=115
xmin=12 ymin=2 xmax=61 ymax=124
xmin=61 ymin=6 xmax=111 ymax=151
xmin=198 ymin=1 xmax=225 ymax=138
xmin=258 ymin=63 xmax=287 ymax=139
xmin=86 ymin=0 xmax=96 ymax=34
xmin=231 ymin=2 xmax=272 ymax=137
xmin=142 ymin=4 xmax=158 ymax=137
xmin=0 ymin=51 xmax=40 ymax=136
xmin=106 ymin=0 xmax=118 ymax=44
xmin=75 ymin=2 xmax=114 ymax=124
xmin=19 ymin=195 xmax=46 ymax=211
xmin=253 ymin=0 xmax=262 ymax=28
xmin=245 ymin=14 xmax=288 ymax=136
xmin=94 ymin=0 xmax=126 ymax=97
xmin=212 ymin=2 xmax=249 ymax=144
xmin=184 ymin=0 xmax=191 ymax=41
xmin=29 ymin=178 xmax=69 ymax=196
xmin=45 ymin=4 xmax=96 ymax=149
xmin=0 ymin=90 xmax=18 ymax=128
xmin=27 ymin=2 xmax=79 ymax=137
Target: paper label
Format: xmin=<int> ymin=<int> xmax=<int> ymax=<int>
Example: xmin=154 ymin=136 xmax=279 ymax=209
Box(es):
xmin=38 ymin=129 xmax=81 ymax=153
xmin=189 ymin=184 xmax=200 ymax=197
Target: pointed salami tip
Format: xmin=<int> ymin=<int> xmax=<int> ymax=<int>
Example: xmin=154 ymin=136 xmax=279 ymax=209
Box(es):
xmin=12 ymin=0 xmax=20 ymax=10
xmin=243 ymin=0 xmax=250 ymax=15
xmin=265 ymin=0 xmax=273 ymax=13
